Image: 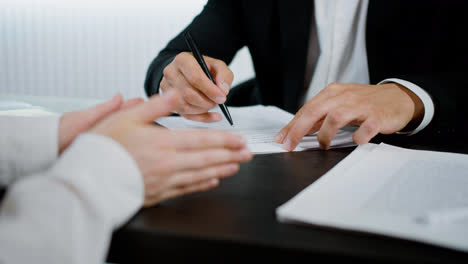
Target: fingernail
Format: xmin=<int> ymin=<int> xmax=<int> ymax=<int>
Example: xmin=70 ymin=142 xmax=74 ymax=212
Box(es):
xmin=274 ymin=133 xmax=284 ymax=143
xmin=215 ymin=97 xmax=226 ymax=104
xmin=319 ymin=143 xmax=329 ymax=150
xmin=210 ymin=178 xmax=219 ymax=185
xmin=228 ymin=164 xmax=239 ymax=172
xmin=162 ymin=89 xmax=176 ymax=101
xmin=221 ymin=82 xmax=230 ymax=94
xmin=283 ymin=139 xmax=293 ymax=151
xmin=214 ymin=114 xmax=223 ymax=121
xmin=238 ymin=136 xmax=247 ymax=146
xmin=240 ymin=148 xmax=252 ymax=159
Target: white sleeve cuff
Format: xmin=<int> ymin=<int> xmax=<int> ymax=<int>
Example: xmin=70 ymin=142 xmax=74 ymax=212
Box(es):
xmin=378 ymin=78 xmax=435 ymax=136
xmin=48 ymin=133 xmax=144 ymax=228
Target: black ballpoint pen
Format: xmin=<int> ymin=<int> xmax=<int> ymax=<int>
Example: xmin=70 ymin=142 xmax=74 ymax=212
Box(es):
xmin=183 ymin=31 xmax=234 ymax=126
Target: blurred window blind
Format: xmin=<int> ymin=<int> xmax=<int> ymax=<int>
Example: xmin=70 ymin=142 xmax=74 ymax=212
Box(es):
xmin=0 ymin=0 xmax=254 ymax=99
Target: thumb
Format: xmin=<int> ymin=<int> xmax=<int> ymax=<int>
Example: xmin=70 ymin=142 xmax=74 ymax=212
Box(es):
xmin=130 ymin=90 xmax=180 ymax=123
xmin=207 ymin=58 xmax=233 ymax=95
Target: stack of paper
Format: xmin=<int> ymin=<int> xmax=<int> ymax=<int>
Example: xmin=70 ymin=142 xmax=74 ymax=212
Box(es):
xmin=277 ymin=143 xmax=468 ymax=252
xmin=0 ymin=100 xmax=56 ymax=116
xmin=157 ymin=105 xmax=356 ymax=154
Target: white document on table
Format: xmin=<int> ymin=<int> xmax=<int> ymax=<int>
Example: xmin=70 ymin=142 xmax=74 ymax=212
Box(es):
xmin=156 ymin=105 xmax=356 ymax=154
xmin=0 ymin=100 xmax=57 ymax=116
xmin=277 ymin=143 xmax=468 ymax=252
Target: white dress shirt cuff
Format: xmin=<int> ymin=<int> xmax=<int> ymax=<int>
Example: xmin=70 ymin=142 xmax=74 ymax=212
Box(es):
xmin=49 ymin=133 xmax=144 ymax=228
xmin=378 ymin=78 xmax=435 ymax=136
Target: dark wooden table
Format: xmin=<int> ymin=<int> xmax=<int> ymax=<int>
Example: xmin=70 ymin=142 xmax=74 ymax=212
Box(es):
xmin=107 ymin=133 xmax=468 ymax=263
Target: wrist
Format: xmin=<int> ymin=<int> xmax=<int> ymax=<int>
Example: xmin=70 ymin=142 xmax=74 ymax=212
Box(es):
xmin=395 ymin=82 xmax=424 ymax=126
xmin=380 ymin=82 xmax=424 ymax=132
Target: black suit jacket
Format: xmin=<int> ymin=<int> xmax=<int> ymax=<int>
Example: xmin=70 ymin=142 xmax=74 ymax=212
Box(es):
xmin=145 ymin=0 xmax=468 ymax=138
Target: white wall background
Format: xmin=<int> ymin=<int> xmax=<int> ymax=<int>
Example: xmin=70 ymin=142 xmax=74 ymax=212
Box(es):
xmin=0 ymin=0 xmax=254 ymax=99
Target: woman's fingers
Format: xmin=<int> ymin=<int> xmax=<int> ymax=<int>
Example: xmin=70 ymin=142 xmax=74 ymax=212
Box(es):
xmin=166 ymin=162 xmax=239 ymax=189
xmin=143 ymin=178 xmax=220 ymax=207
xmin=155 ymin=148 xmax=251 ymax=176
xmin=143 ymin=161 xmax=241 ymax=207
xmin=167 ymin=129 xmax=248 ymax=150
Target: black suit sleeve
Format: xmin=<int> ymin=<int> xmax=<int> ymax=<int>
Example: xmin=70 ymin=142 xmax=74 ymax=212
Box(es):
xmin=398 ymin=17 xmax=467 ymax=140
xmin=390 ymin=73 xmax=463 ymax=134
xmin=144 ymin=0 xmax=245 ymax=97
xmin=367 ymin=1 xmax=468 ymax=141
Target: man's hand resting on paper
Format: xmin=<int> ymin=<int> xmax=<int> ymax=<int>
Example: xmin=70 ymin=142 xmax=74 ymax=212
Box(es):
xmin=90 ymin=91 xmax=252 ymax=207
xmin=274 ymin=82 xmax=424 ymax=151
xmin=160 ymin=52 xmax=233 ymax=122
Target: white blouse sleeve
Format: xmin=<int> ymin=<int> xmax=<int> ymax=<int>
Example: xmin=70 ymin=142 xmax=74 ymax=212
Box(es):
xmin=0 ymin=115 xmax=60 ymax=186
xmin=0 ymin=133 xmax=144 ymax=264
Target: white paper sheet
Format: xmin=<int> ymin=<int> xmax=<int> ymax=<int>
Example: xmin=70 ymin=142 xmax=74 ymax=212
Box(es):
xmin=277 ymin=143 xmax=468 ymax=252
xmin=0 ymin=100 xmax=57 ymax=116
xmin=156 ymin=105 xmax=356 ymax=154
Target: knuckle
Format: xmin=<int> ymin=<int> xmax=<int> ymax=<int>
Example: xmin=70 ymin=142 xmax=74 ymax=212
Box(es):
xmin=182 ymin=90 xmax=196 ymax=103
xmin=329 ymin=108 xmax=350 ymax=125
xmin=162 ymin=65 xmax=173 ymax=78
xmin=178 ymin=103 xmax=192 ymax=114
xmin=341 ymin=90 xmax=356 ymax=99
xmin=302 ymin=105 xmax=315 ymax=116
xmin=160 ymin=77 xmax=167 ymax=90
xmin=160 ymin=78 xmax=171 ymax=93
xmin=328 ymin=111 xmax=344 ymax=126
xmin=364 ymin=118 xmax=380 ymax=133
xmin=213 ymin=59 xmax=227 ymax=68
xmin=174 ymin=52 xmax=189 ymax=65
xmin=227 ymin=68 xmax=234 ymax=81
xmin=362 ymin=124 xmax=375 ymax=136
xmin=187 ymin=72 xmax=202 ymax=86
xmin=302 ymin=105 xmax=321 ymax=121
xmin=327 ymin=82 xmax=343 ymax=91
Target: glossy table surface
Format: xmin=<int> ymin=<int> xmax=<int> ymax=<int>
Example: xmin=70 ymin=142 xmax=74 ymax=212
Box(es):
xmin=108 ymin=134 xmax=468 ymax=263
